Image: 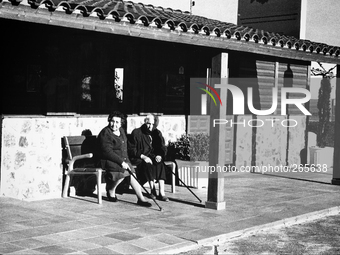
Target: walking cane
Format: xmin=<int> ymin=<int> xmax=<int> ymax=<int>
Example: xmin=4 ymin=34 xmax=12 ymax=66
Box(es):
xmin=167 ymin=162 xmax=202 ymax=203
xmin=175 ymin=172 xmax=202 ymax=203
xmin=126 ymin=167 xmax=163 ymax=211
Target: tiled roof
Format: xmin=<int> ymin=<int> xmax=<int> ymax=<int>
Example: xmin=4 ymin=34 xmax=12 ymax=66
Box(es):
xmin=2 ymin=0 xmax=340 ymax=59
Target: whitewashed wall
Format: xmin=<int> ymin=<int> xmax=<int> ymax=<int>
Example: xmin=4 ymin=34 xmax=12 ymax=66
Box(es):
xmin=1 ymin=115 xmax=186 ymax=201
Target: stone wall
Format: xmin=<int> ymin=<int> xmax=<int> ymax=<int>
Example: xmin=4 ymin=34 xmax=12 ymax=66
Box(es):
xmin=1 ymin=115 xmax=186 ymax=201
xmin=287 ymin=116 xmax=306 ymax=165
xmin=235 ymin=116 xmax=253 ymax=169
xmin=255 ymin=116 xmax=288 ymax=167
xmin=235 ymin=116 xmax=306 ymax=169
xmin=0 ymin=114 xmax=306 ymax=201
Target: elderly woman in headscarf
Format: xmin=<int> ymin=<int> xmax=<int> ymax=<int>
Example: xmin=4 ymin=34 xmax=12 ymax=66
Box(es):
xmin=128 ymin=114 xmax=169 ymax=202
xmin=96 ymin=111 xmax=151 ymax=207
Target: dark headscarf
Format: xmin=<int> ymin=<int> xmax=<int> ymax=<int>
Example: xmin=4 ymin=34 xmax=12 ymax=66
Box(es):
xmin=141 ymin=114 xmax=159 ymax=135
xmin=141 ymin=123 xmax=152 ymax=135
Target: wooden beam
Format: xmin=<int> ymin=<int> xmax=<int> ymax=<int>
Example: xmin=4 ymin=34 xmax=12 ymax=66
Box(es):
xmin=1 ymin=3 xmax=340 ymax=65
xmin=205 ymin=53 xmax=228 ymax=210
xmin=332 ymin=65 xmax=340 ymax=184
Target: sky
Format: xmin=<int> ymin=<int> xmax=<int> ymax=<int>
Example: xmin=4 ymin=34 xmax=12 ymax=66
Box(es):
xmin=140 ymin=0 xmax=239 ymax=24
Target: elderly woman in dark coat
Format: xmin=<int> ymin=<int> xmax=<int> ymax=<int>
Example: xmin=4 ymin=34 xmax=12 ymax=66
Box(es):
xmin=128 ymin=114 xmax=169 ymax=202
xmin=96 ymin=111 xmax=151 ymax=207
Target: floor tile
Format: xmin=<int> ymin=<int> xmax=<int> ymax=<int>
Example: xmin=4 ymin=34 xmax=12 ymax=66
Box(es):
xmin=33 ymin=245 xmax=76 ymax=254
xmin=126 ymin=226 xmax=165 ymax=237
xmin=80 ymin=225 xmax=120 ymax=236
xmin=0 ymin=243 xmax=25 ymax=254
xmin=105 ymin=232 xmax=142 ymax=241
xmin=106 ymin=242 xmax=147 ymax=254
xmin=59 ymin=239 xmax=101 ymax=251
xmin=103 ymin=222 xmax=139 ymax=231
xmin=33 ymin=234 xmax=71 ymax=245
xmin=0 ymin=232 xmax=27 ymax=244
xmin=4 ymin=248 xmax=46 ymax=254
xmin=10 ymin=238 xmax=48 ymax=249
xmin=143 ymin=240 xmax=196 ymax=254
xmin=83 ymin=247 xmax=122 ymax=254
xmin=152 ymin=233 xmax=188 ymax=245
xmin=16 ymin=218 xmax=51 ymax=228
xmin=56 ymin=229 xmax=101 ymax=240
xmin=79 ymin=217 xmax=120 ymax=226
xmin=175 ymin=228 xmax=226 ymax=242
xmin=65 ymin=251 xmax=88 ymax=255
xmin=83 ymin=236 xmax=122 ymax=246
xmin=0 ymin=223 xmax=29 ymax=233
xmin=128 ymin=237 xmax=169 ymax=250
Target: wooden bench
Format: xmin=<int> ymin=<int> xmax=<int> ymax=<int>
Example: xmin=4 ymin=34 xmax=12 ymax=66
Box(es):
xmin=61 ymin=135 xmax=104 ymax=204
xmin=61 ymin=135 xmax=176 ymax=204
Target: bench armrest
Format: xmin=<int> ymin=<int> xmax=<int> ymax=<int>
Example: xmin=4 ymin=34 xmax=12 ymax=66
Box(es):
xmin=68 ymin=153 xmax=93 ymax=170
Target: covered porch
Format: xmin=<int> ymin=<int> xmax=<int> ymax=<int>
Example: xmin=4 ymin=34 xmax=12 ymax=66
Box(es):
xmin=1 ymin=0 xmax=340 ymax=203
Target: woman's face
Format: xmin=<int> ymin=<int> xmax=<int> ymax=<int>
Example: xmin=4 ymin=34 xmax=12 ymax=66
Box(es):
xmin=145 ymin=116 xmax=155 ymax=132
xmin=109 ymin=116 xmax=121 ymax=132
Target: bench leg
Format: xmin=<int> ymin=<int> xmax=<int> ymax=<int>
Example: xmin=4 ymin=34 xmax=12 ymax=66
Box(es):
xmin=165 ymin=161 xmax=176 ymax=193
xmin=62 ymin=174 xmax=71 ymax=198
xmin=96 ymin=171 xmax=103 ymax=204
xmin=171 ymin=163 xmax=176 ymax=193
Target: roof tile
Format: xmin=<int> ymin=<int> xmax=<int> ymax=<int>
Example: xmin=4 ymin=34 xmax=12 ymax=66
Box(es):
xmin=4 ymin=0 xmax=340 ymax=59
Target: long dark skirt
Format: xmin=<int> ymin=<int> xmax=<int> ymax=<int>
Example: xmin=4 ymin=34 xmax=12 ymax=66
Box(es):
xmin=104 ymin=161 xmax=135 ymax=192
xmin=103 ymin=160 xmax=135 ymax=182
xmin=136 ymin=160 xmax=167 ymax=185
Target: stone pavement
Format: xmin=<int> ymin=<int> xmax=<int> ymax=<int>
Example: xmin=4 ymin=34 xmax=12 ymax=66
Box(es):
xmin=1 ymin=169 xmax=340 ymax=254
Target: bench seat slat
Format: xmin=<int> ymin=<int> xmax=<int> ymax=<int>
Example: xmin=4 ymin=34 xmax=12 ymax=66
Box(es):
xmin=70 ymin=168 xmax=104 ymax=173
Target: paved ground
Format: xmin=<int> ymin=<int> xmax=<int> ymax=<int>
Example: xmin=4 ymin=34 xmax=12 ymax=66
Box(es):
xmin=1 ymin=168 xmax=340 ymax=254
xmin=211 ymin=212 xmax=340 ymax=255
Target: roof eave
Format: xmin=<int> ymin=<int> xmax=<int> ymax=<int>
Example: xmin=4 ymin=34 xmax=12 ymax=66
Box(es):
xmin=1 ymin=3 xmax=340 ymax=65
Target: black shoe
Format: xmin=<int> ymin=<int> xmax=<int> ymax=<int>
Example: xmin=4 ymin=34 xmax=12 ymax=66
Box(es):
xmin=107 ymin=193 xmax=118 ymax=202
xmin=150 ymin=188 xmax=157 ymax=200
xmin=157 ymin=195 xmax=169 ymax=202
xmin=76 ymin=190 xmax=95 ymax=197
xmin=137 ymin=200 xmax=152 ymax=207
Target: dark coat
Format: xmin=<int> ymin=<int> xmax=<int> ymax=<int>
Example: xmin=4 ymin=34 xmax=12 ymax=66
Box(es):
xmin=128 ymin=124 xmax=167 ymax=165
xmin=96 ymin=126 xmax=130 ymax=173
xmin=151 ymin=129 xmax=167 ymax=158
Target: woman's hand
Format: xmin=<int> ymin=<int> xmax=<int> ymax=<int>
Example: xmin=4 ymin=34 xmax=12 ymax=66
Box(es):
xmin=155 ymin=155 xmax=162 ymax=163
xmin=122 ymin=161 xmax=131 ymax=170
xmin=141 ymin=154 xmax=153 ymax=164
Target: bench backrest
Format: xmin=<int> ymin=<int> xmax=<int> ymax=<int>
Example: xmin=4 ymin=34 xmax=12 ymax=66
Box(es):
xmin=62 ymin=135 xmax=97 ymax=167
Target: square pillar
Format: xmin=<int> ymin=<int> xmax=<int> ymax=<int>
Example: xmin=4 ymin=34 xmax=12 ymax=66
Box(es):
xmin=205 ymin=53 xmax=228 ymax=210
xmin=332 ymin=65 xmax=340 ymax=184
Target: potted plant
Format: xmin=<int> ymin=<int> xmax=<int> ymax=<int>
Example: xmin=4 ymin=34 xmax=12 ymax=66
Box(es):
xmin=167 ymin=133 xmax=210 ymax=188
